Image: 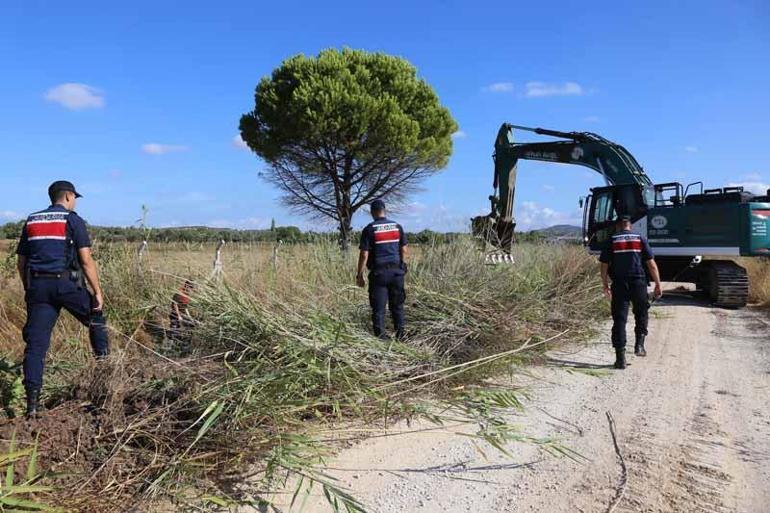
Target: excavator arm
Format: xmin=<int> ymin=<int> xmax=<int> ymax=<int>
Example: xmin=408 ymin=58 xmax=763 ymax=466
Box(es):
xmin=473 ymin=123 xmax=654 ymax=256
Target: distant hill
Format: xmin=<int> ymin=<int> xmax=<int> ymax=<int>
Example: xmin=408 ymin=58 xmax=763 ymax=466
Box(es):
xmin=534 ymin=224 xmax=582 ymax=238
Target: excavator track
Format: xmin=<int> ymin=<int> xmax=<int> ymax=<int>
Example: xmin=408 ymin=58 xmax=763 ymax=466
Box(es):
xmin=704 ymin=260 xmax=749 ymax=308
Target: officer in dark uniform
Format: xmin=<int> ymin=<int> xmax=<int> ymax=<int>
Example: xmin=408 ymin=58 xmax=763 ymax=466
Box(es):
xmin=356 ymin=199 xmax=408 ymax=339
xmin=16 ymin=181 xmax=109 ymax=415
xmin=599 ymin=215 xmax=662 ymax=369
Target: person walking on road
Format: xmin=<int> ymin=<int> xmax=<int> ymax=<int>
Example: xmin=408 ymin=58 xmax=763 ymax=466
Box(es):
xmin=356 ymin=199 xmax=408 ymax=340
xmin=599 ymin=215 xmax=662 ymax=369
xmin=16 ymin=181 xmax=109 ymax=416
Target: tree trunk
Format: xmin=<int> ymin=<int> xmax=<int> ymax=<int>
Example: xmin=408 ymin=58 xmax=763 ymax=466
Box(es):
xmin=338 ymin=195 xmax=353 ymax=251
xmin=338 ymin=216 xmax=352 ymax=251
xmin=338 ymin=157 xmax=354 ymax=252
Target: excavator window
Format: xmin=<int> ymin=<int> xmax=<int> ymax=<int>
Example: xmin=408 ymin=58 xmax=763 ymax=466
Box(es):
xmin=654 ymin=183 xmax=684 ymax=208
xmin=592 ymin=190 xmax=615 ymax=225
xmin=587 ymin=184 xmax=648 ymax=248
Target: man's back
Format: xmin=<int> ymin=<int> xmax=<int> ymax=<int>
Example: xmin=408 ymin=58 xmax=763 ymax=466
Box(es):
xmin=361 ymin=217 xmax=405 ymax=270
xmin=601 ymin=229 xmax=653 ymax=280
xmin=19 ymin=205 xmax=72 ymax=273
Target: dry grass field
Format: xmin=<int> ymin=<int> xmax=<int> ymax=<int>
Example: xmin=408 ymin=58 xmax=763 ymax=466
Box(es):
xmin=0 ymin=237 xmax=765 ymax=512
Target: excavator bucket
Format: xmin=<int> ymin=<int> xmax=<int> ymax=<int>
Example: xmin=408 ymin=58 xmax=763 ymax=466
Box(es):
xmin=471 ymin=213 xmax=515 ymax=264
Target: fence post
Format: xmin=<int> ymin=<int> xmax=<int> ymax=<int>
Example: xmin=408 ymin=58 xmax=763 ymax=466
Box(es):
xmin=272 ymin=240 xmax=283 ymax=271
xmin=136 ymin=240 xmax=148 ymax=264
xmin=212 ymin=239 xmax=225 ymax=279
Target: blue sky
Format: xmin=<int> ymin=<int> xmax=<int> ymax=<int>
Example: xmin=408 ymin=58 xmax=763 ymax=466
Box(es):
xmin=1 ymin=0 xmax=769 ymax=231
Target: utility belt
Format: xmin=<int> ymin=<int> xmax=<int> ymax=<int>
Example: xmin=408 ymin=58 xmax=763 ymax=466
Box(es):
xmin=611 ymin=274 xmax=646 ymax=283
xmin=30 ymin=271 xmax=65 ymax=279
xmin=28 ymin=269 xmax=85 ymax=287
xmin=369 ymin=262 xmax=406 ymax=274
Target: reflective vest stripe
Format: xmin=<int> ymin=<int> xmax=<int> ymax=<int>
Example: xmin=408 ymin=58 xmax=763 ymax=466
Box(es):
xmin=374 ymin=228 xmax=400 ymax=244
xmin=26 ymin=220 xmax=67 ymax=240
xmin=612 ymin=239 xmax=642 ymax=252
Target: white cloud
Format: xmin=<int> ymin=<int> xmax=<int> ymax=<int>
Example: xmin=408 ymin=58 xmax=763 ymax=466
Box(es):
xmin=524 ymin=81 xmax=584 ymax=98
xmin=1 ymin=210 xmax=20 ymax=221
xmin=206 ymin=217 xmax=270 ymax=229
xmin=742 ymin=172 xmax=763 ymax=181
xmin=726 ymin=181 xmax=770 ymax=195
xmin=451 ymin=130 xmax=467 ymax=139
xmin=482 ymin=82 xmax=514 ymax=93
xmin=542 ymin=184 xmax=556 ymax=192
xmin=398 ymin=201 xmax=428 ymax=217
xmin=179 ymin=191 xmax=214 ymax=202
xmin=583 ymin=115 xmax=600 ymax=123
xmin=516 ymin=201 xmax=581 ymax=230
xmin=684 ymin=145 xmax=698 ymax=153
xmin=377 ymin=201 xmax=473 ymax=232
xmin=232 ymin=134 xmax=249 ymax=150
xmin=44 ymin=83 xmax=105 ymax=110
xmin=141 ymin=143 xmax=189 ymax=155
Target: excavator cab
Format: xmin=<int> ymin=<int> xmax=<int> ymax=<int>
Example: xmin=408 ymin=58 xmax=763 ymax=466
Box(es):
xmin=583 ymin=184 xmax=651 ymax=251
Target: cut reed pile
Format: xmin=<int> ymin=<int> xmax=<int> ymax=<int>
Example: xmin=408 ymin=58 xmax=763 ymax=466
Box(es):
xmin=0 ymin=238 xmax=606 ymax=512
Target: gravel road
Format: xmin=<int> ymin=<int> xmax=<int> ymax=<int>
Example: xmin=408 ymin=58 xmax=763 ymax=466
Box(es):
xmin=263 ymin=287 xmax=770 ymax=513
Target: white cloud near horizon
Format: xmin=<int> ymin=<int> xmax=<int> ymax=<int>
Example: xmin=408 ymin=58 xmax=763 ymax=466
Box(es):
xmin=726 ymin=181 xmax=769 ymax=195
xmin=742 ymin=172 xmax=763 ymax=181
xmin=44 ymin=83 xmax=105 ymax=110
xmin=232 ymin=134 xmax=249 ymax=150
xmin=684 ymin=145 xmax=698 ymax=153
xmin=1 ymin=210 xmax=21 ymax=221
xmin=525 ymin=81 xmax=584 ymax=98
xmin=382 ymin=201 xmax=475 ymax=232
xmin=142 ymin=143 xmax=190 ymax=155
xmin=206 ymin=217 xmax=271 ymax=229
xmin=451 ymin=130 xmax=467 ymax=139
xmin=482 ymin=82 xmax=514 ymax=93
xmin=516 ymin=201 xmax=581 ymax=230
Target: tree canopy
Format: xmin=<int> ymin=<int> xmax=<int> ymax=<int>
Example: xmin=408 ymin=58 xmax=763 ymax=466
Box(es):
xmin=239 ymin=48 xmax=457 ymax=248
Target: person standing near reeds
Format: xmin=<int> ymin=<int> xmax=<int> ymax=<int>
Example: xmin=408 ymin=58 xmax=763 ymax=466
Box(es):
xmin=600 ymin=215 xmax=662 ymax=369
xmin=168 ymin=280 xmax=195 ymax=353
xmin=15 ymin=181 xmax=109 ymax=416
xmin=356 ymin=199 xmax=408 ymax=340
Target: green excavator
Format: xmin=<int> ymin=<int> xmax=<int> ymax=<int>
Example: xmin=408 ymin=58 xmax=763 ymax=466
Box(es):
xmin=472 ymin=123 xmax=770 ymax=307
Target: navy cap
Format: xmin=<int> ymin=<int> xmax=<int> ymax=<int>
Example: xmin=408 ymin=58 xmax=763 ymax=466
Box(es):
xmin=48 ymin=180 xmax=82 ymax=199
xmin=618 ymin=214 xmax=632 ymax=222
xmin=370 ymin=199 xmax=386 ymax=211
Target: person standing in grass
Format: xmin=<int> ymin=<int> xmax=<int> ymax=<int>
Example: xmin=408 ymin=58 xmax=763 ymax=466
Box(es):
xmin=600 ymin=215 xmax=662 ymax=369
xmin=168 ymin=280 xmax=195 ymax=354
xmin=16 ymin=181 xmax=109 ymax=416
xmin=356 ymin=199 xmax=408 ymax=339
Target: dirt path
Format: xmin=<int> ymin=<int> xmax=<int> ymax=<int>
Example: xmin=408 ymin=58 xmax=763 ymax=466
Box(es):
xmin=263 ymin=288 xmax=770 ymax=513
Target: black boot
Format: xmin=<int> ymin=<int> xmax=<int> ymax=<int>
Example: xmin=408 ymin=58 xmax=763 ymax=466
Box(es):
xmin=614 ymin=348 xmax=626 ymax=369
xmin=634 ymin=336 xmax=647 ymax=357
xmin=25 ymin=388 xmax=41 ymax=418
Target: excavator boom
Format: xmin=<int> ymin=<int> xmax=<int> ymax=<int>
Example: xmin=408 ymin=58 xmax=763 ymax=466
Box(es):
xmin=474 ymin=123 xmax=653 ymax=253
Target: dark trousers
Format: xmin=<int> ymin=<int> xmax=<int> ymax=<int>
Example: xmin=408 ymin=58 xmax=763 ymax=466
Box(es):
xmin=610 ymin=278 xmax=649 ymax=349
xmin=368 ymin=269 xmax=406 ymax=338
xmin=168 ymin=315 xmax=194 ymax=355
xmin=22 ymin=277 xmax=109 ymax=390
